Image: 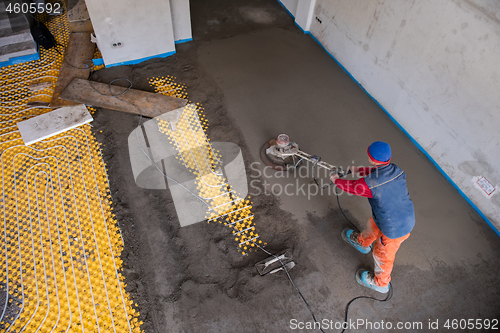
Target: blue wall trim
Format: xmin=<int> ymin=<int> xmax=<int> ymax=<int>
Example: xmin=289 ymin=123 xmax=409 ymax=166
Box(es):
xmin=303 ymin=30 xmax=500 ymax=237
xmin=106 ymin=50 xmax=176 ymax=68
xmin=0 ymin=52 xmax=40 ymax=68
xmin=175 ymin=38 xmax=193 ymax=44
xmin=277 ymin=0 xmax=295 ymax=19
xmin=294 ymin=22 xmax=307 ymax=33
xmin=92 ymin=58 xmax=104 ymax=66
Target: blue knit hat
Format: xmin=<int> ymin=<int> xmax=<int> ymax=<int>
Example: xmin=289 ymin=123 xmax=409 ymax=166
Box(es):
xmin=367 ymin=141 xmax=391 ymax=163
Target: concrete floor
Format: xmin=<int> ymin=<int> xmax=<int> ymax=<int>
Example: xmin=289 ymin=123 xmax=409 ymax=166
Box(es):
xmin=94 ymin=1 xmax=500 ymax=331
xmin=193 ymin=1 xmax=500 ymax=330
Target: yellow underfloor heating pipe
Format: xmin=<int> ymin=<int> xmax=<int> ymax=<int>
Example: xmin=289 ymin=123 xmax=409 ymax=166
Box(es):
xmin=150 ymin=77 xmax=265 ymax=256
xmin=0 ymin=10 xmax=142 ymax=333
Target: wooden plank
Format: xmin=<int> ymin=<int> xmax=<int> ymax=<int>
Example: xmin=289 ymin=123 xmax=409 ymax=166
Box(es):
xmin=59 ymin=78 xmax=188 ymax=118
xmin=17 ymin=104 xmax=93 ymax=145
xmin=50 ymin=32 xmax=95 ymax=107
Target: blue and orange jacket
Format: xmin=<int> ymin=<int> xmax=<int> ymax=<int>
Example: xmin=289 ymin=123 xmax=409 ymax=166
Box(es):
xmin=334 ymin=163 xmax=415 ymax=239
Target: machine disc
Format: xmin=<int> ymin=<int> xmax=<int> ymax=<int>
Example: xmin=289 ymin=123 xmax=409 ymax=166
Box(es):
xmin=260 ymin=139 xmax=294 ymax=171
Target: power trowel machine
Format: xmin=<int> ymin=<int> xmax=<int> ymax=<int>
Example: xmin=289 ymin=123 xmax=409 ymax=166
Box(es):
xmin=255 ymin=134 xmax=352 ymax=275
xmin=256 ymin=134 xmax=393 ymax=330
xmin=260 ymin=133 xmax=351 ymax=178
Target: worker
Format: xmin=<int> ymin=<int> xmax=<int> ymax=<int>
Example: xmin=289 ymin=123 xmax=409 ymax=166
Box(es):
xmin=330 ymin=141 xmax=415 ymax=293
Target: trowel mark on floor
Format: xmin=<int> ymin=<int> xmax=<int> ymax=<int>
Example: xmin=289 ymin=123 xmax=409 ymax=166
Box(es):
xmin=239 ymin=7 xmax=276 ymax=24
xmin=150 ymin=76 xmax=265 ymax=255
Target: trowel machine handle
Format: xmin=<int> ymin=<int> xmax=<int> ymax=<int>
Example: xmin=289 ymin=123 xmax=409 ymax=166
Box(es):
xmin=264 ymin=134 xmax=353 ymax=179
xmin=336 ymin=168 xmax=352 ymax=178
xmin=301 ymin=153 xmax=352 ymax=178
xmin=302 ymin=153 xmax=352 ymax=190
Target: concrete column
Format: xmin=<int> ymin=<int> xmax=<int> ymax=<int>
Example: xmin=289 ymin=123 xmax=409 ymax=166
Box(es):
xmin=295 ymin=0 xmax=317 ymax=32
xmin=170 ymin=0 xmax=192 ymax=43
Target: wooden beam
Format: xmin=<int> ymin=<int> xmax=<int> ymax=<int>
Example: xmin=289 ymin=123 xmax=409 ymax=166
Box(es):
xmin=59 ymin=78 xmax=188 ymax=118
xmin=50 ymin=32 xmax=95 ymax=107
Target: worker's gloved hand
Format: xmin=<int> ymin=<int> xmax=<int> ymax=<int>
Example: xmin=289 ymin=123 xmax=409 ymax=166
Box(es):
xmin=330 ymin=174 xmax=340 ymax=182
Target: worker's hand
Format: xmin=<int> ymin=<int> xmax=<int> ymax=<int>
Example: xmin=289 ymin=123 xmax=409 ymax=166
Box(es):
xmin=330 ymin=174 xmax=340 ymax=182
xmin=350 ymin=166 xmax=359 ymax=174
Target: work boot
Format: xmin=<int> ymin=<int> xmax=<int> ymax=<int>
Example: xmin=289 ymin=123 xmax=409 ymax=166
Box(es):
xmin=341 ymin=229 xmax=372 ymax=254
xmin=355 ymin=269 xmax=390 ymax=294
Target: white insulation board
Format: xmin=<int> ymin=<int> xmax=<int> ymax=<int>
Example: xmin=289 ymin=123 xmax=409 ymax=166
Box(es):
xmin=18 ymin=104 xmax=93 ymax=145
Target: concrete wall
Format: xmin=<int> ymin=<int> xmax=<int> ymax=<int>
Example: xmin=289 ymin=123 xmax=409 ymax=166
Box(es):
xmin=85 ymin=0 xmax=192 ymax=66
xmin=302 ymin=0 xmax=500 ymax=231
xmin=170 ymin=0 xmax=192 ymax=42
xmin=279 ymin=0 xmax=298 ymax=17
xmin=280 ymin=0 xmax=316 ymax=31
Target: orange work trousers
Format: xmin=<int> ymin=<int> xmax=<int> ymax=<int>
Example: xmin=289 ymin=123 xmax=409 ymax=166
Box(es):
xmin=357 ymin=217 xmax=410 ymax=287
